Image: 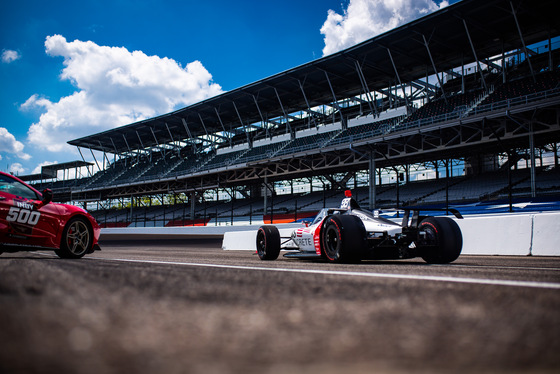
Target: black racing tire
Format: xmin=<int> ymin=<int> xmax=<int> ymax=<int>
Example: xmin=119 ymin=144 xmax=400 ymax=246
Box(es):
xmin=256 ymin=225 xmax=281 ymax=261
xmin=417 ymin=217 xmax=462 ymax=264
xmin=55 ymin=216 xmax=93 ymax=259
xmin=320 ymin=214 xmax=367 ymax=263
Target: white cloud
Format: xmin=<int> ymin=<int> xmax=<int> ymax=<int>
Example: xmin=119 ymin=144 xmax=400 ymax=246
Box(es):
xmin=24 ymin=35 xmax=223 ymax=152
xmin=9 ymin=163 xmax=26 ymax=175
xmin=2 ymin=49 xmax=21 ymax=63
xmin=321 ymin=0 xmax=448 ymax=56
xmin=0 ymin=127 xmax=31 ymax=160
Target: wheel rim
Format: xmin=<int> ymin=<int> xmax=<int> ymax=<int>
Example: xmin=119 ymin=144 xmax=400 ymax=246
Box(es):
xmin=66 ymin=220 xmax=90 ymax=255
xmin=421 ymin=222 xmax=438 ymax=246
xmin=324 ymin=223 xmax=341 ymax=260
xmin=256 ymin=229 xmax=266 ymax=257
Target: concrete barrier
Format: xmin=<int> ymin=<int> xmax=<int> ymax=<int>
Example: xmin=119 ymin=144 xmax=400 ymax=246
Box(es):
xmin=457 ymin=214 xmax=533 ymax=256
xmin=221 ymin=227 xmax=296 ymax=251
xmin=100 ymin=213 xmax=559 ymax=256
xmin=101 ymin=225 xmax=256 ymax=240
xmin=100 ymin=224 xmax=300 ymax=241
xmin=531 ymin=213 xmax=560 ymax=256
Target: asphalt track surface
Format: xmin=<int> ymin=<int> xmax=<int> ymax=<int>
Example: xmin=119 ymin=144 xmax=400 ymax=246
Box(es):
xmin=1 ymin=239 xmax=559 ymax=374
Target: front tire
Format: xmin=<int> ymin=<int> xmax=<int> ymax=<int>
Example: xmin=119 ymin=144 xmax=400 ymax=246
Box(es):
xmin=417 ymin=217 xmax=462 ymax=264
xmin=320 ymin=215 xmax=366 ymax=263
xmin=55 ymin=217 xmax=93 ymax=259
xmin=256 ymin=225 xmax=281 ymax=260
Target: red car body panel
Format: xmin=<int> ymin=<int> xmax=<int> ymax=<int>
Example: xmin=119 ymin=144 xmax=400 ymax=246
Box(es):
xmin=0 ymin=171 xmax=100 ymax=252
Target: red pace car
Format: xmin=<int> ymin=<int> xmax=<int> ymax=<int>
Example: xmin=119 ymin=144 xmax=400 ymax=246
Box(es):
xmin=0 ymin=171 xmax=100 ymax=258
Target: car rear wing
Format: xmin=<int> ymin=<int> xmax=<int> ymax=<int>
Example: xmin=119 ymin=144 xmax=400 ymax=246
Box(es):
xmin=404 ymin=207 xmax=463 ymax=228
xmin=375 ymin=207 xmax=463 ymax=228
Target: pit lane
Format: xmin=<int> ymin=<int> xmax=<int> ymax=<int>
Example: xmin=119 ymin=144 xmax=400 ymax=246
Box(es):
xmin=1 ymin=239 xmax=559 ymax=374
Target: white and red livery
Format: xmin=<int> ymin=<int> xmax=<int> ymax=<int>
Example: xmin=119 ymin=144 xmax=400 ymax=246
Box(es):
xmin=256 ymin=190 xmax=463 ymax=264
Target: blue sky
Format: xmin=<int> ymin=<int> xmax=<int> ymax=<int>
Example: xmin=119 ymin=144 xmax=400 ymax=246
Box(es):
xmin=0 ymin=0 xmax=452 ymax=176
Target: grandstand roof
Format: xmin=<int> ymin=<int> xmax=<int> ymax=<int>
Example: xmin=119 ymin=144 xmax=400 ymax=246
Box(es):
xmin=41 ymin=160 xmax=93 ymax=172
xmin=18 ymin=161 xmax=93 ymax=181
xmin=68 ymin=0 xmax=559 ymax=154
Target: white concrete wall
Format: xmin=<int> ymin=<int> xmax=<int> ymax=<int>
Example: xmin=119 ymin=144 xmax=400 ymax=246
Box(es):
xmin=458 ymin=214 xmax=533 ymax=256
xmin=100 ymin=224 xmax=300 ymax=241
xmin=531 ymin=213 xmax=560 ymax=256
xmin=100 ymin=213 xmax=559 ymax=256
xmin=221 ymin=228 xmax=295 ymax=251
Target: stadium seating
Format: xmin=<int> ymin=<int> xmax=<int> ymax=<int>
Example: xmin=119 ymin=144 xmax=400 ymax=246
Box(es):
xmin=89 ymin=164 xmax=560 ymax=227
xmin=71 ymin=66 xmax=559 ymax=194
xmin=479 ymin=71 xmax=560 ymax=107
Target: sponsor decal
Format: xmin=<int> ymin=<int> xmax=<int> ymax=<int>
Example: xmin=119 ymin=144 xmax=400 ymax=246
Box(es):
xmin=293 ymin=228 xmax=314 ymax=248
xmin=7 ymin=206 xmax=41 ymax=226
xmin=294 ymin=237 xmax=313 ymax=247
xmin=5 ymin=202 xmax=41 ymax=235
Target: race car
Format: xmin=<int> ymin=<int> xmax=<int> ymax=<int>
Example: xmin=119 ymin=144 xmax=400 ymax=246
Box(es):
xmin=0 ymin=171 xmax=100 ymax=258
xmin=256 ymin=190 xmax=463 ymax=264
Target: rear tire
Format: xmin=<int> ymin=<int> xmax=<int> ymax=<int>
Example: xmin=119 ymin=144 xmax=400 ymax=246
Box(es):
xmin=320 ymin=215 xmax=366 ymax=263
xmin=55 ymin=216 xmax=92 ymax=259
xmin=417 ymin=217 xmax=462 ymax=264
xmin=256 ymin=225 xmax=281 ymax=261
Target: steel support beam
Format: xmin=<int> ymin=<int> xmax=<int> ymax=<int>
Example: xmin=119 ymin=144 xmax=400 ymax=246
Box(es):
xmin=198 ymin=113 xmax=210 ymax=138
xmin=369 ymin=151 xmax=376 ymax=210
xmin=89 ymin=148 xmax=101 ymax=173
xmin=323 ymin=70 xmax=343 ymax=126
xmin=108 ymin=138 xmax=117 ymax=156
xmin=214 ymin=108 xmax=231 ymax=147
xmin=274 ymin=87 xmax=291 ymax=135
xmin=354 ymin=60 xmax=377 ymax=116
xmin=297 ymin=79 xmax=319 ymax=128
xmin=150 ymin=127 xmax=164 ymax=157
xmin=123 ymin=134 xmax=132 ymax=154
xmin=181 ymin=118 xmax=193 ymax=139
xmin=165 ymin=123 xmax=181 ymax=155
xmin=181 ymin=118 xmax=197 ymax=152
xmin=510 ymin=1 xmax=535 ymax=82
xmin=252 ymin=94 xmax=265 ymax=126
xmin=529 ymin=121 xmax=536 ymax=197
xmin=387 ymin=48 xmax=411 ymax=109
xmin=422 ymin=34 xmax=447 ymax=100
xmin=99 ymin=142 xmax=111 ymax=169
xmin=462 ymin=19 xmax=488 ymax=92
xmin=232 ymin=100 xmax=251 ymax=145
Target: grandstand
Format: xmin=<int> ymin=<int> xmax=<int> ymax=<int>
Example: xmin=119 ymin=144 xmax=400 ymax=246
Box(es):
xmin=25 ymin=0 xmax=560 ymax=227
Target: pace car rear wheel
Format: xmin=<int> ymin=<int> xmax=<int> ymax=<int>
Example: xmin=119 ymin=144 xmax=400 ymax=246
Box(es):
xmin=55 ymin=216 xmax=92 ymax=259
xmin=320 ymin=215 xmax=366 ymax=263
xmin=417 ymin=217 xmax=462 ymax=264
xmin=256 ymin=225 xmax=281 ymax=261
